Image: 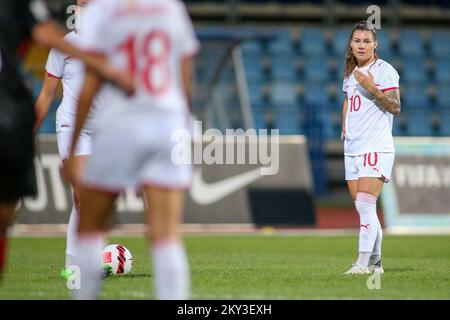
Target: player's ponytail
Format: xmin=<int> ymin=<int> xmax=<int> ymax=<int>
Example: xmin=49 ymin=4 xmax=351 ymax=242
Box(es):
xmin=343 ymin=20 xmax=378 ymax=78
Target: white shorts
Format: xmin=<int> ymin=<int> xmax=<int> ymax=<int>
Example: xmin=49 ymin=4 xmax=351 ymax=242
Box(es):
xmin=345 ymin=152 xmax=394 ymax=182
xmin=82 ymin=109 xmax=192 ymax=192
xmin=57 ymin=130 xmax=93 ymax=160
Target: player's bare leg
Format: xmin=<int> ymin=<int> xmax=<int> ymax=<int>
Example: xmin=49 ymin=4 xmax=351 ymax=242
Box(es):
xmin=0 ymin=201 xmax=16 ymax=280
xmin=144 ymin=186 xmax=190 ymax=300
xmin=72 ymin=187 xmax=117 ymax=300
xmin=346 ymin=177 xmax=384 ymax=274
xmin=63 ymin=155 xmax=88 ymax=272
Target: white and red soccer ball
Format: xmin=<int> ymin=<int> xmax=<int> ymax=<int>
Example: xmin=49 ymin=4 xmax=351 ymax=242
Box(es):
xmin=102 ymin=244 xmax=133 ymax=275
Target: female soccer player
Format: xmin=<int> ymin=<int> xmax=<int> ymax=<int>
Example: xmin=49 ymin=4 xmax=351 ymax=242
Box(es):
xmin=0 ymin=0 xmax=133 ymax=282
xmin=64 ymin=0 xmax=199 ymax=299
xmin=341 ymin=21 xmax=401 ymax=274
xmin=33 ymin=0 xmax=105 ymax=278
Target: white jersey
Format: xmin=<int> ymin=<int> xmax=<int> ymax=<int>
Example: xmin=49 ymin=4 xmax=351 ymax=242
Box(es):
xmin=45 ymin=31 xmax=102 ymax=133
xmin=79 ymin=0 xmax=200 ymax=116
xmin=79 ymin=0 xmax=199 ymax=190
xmin=343 ymin=58 xmax=400 ymax=156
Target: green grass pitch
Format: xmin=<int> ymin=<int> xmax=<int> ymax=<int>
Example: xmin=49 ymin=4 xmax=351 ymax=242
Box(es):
xmin=0 ymin=235 xmax=449 ymax=299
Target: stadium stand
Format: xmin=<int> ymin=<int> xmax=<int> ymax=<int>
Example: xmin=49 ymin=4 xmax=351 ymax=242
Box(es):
xmin=24 ymin=0 xmax=450 ymax=198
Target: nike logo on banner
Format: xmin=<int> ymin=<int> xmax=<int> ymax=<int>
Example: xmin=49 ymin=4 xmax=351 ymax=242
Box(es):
xmin=190 ymin=167 xmax=263 ymax=205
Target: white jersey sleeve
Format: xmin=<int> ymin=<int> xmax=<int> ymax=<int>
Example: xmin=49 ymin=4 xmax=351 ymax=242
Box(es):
xmin=45 ymin=48 xmax=64 ymax=79
xmin=176 ymin=1 xmax=200 ymax=57
xmin=343 ymin=77 xmax=349 ymax=93
xmin=78 ymin=0 xmax=114 ymax=54
xmin=378 ymin=62 xmax=400 ymax=92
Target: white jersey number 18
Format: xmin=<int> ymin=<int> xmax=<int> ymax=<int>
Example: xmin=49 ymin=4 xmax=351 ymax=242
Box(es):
xmin=118 ymin=30 xmax=171 ymax=96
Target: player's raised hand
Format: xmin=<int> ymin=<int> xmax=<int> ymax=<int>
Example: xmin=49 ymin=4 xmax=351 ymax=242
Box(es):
xmin=354 ymin=69 xmax=376 ymax=94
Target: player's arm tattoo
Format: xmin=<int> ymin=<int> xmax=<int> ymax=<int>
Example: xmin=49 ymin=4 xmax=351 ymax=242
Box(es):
xmin=373 ymin=89 xmax=401 ymax=116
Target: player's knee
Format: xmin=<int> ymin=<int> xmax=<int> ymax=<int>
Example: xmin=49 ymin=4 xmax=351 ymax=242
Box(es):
xmin=355 ymin=192 xmax=377 ymax=212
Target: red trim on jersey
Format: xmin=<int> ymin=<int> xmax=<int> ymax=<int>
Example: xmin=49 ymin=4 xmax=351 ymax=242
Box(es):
xmin=46 ymin=72 xmax=62 ymax=79
xmin=381 ymin=87 xmax=399 ymax=92
xmin=64 ymin=56 xmax=73 ymax=61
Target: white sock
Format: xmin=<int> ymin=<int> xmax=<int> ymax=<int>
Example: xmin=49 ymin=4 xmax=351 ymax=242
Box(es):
xmin=65 ymin=205 xmax=78 ymax=268
xmin=72 ymin=233 xmax=104 ymax=300
xmin=151 ymin=240 xmax=190 ymax=300
xmin=370 ymin=218 xmax=383 ymax=265
xmin=355 ymin=192 xmax=378 ymax=267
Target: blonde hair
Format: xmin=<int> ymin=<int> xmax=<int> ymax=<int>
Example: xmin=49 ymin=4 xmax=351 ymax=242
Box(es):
xmin=343 ymin=21 xmax=378 ymax=78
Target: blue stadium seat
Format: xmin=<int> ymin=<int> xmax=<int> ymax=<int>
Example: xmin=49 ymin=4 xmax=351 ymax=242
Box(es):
xmin=437 ymin=109 xmax=450 ymax=136
xmin=430 ymin=31 xmax=450 ymax=58
xmin=375 ymin=30 xmax=394 ymax=61
xmin=332 ymin=29 xmax=349 ymax=58
xmin=401 ymin=84 xmax=430 ymax=109
xmin=267 ymin=31 xmax=294 ymax=56
xmin=270 ymin=56 xmax=297 ymax=81
xmin=303 ymin=83 xmax=330 ymax=108
xmin=398 ymin=30 xmax=425 ymax=58
xmin=243 ymin=55 xmax=265 ymax=82
xmin=248 ymin=81 xmax=267 ymax=109
xmin=405 ymin=108 xmax=434 ymax=136
xmin=252 ymin=108 xmax=269 ymax=131
xmin=392 ymin=118 xmax=406 ymax=136
xmin=434 ymin=58 xmax=450 ymax=84
xmin=320 ymin=108 xmax=341 ymax=139
xmin=300 ymin=27 xmax=327 ymax=57
xmin=401 ymin=58 xmax=429 ymax=85
xmin=241 ymin=40 xmax=264 ymax=56
xmin=436 ymin=84 xmax=450 ymax=109
xmin=274 ymin=108 xmax=302 ymax=134
xmin=270 ymin=81 xmax=298 ymax=108
xmin=303 ymin=57 xmax=331 ymax=84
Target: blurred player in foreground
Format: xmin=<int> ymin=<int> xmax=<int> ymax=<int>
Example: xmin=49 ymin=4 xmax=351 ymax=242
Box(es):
xmin=0 ymin=0 xmax=133 ymax=281
xmin=33 ymin=0 xmax=106 ymax=279
xmin=341 ymin=21 xmax=401 ymax=274
xmin=64 ymin=0 xmax=199 ymax=299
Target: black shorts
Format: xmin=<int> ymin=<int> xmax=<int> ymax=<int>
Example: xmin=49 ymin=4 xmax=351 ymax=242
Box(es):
xmin=0 ymin=93 xmax=37 ymax=201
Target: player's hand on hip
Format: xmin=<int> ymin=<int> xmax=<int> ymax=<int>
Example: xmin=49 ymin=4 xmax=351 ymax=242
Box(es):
xmin=354 ymin=69 xmax=376 ymax=94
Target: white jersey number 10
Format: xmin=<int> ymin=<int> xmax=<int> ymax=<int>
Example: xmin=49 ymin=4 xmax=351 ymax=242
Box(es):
xmin=349 ymin=94 xmax=361 ymax=112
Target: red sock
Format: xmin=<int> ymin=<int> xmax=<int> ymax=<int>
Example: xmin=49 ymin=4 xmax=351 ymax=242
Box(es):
xmin=0 ymin=236 xmax=7 ymax=278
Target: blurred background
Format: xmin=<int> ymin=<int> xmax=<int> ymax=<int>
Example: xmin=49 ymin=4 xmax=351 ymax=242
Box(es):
xmin=21 ymin=0 xmax=450 ymax=232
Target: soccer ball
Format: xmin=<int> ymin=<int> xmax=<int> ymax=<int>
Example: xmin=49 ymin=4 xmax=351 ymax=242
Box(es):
xmin=102 ymin=244 xmax=133 ymax=275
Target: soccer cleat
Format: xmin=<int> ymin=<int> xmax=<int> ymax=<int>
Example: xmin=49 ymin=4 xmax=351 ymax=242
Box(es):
xmin=60 ymin=268 xmax=75 ymax=280
xmin=344 ymin=263 xmax=370 ymax=275
xmin=368 ymin=259 xmax=384 ymax=274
